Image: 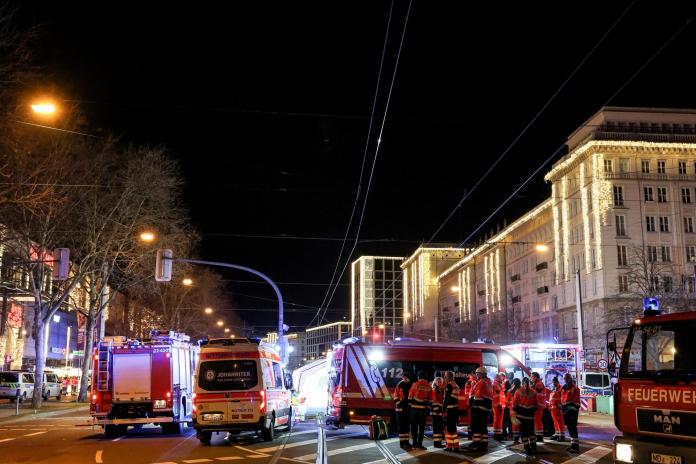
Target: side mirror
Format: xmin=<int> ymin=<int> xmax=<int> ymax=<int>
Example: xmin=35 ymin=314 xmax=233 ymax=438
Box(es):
xmin=284 ymin=372 xmax=293 ymax=391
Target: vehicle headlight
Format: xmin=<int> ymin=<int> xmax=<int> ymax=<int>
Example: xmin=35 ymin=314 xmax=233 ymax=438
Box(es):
xmin=153 ymin=400 xmax=167 ymax=409
xmin=616 ymin=443 xmax=633 ymax=463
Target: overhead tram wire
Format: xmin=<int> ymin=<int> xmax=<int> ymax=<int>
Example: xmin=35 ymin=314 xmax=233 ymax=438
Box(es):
xmin=310 ymin=0 xmax=395 ymax=328
xmin=425 ymin=0 xmax=638 ymax=244
xmin=457 ymin=10 xmax=696 ymax=249
xmin=316 ymin=0 xmax=414 ymax=327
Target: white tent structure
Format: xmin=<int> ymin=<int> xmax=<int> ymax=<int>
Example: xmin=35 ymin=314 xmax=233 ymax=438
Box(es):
xmin=292 ymin=358 xmax=328 ymax=419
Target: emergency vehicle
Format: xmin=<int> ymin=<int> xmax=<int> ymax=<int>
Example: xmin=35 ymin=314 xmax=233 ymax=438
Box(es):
xmin=326 ymin=338 xmax=529 ymax=428
xmin=192 ymin=337 xmax=293 ymax=444
xmin=502 ymin=343 xmax=611 ymax=395
xmin=608 ymin=310 xmax=696 ymax=464
xmin=89 ymin=330 xmax=198 ymax=437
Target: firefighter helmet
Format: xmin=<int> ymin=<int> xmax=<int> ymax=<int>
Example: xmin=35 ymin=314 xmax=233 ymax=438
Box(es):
xmin=475 ymin=366 xmax=487 ymax=375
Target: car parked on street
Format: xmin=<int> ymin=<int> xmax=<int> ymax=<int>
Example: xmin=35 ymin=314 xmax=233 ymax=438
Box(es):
xmin=0 ymin=371 xmax=35 ymax=402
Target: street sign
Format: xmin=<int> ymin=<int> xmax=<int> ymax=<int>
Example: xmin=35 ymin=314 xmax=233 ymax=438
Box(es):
xmin=72 ymin=350 xmax=84 ymax=357
xmin=597 ymin=359 xmax=608 ymax=369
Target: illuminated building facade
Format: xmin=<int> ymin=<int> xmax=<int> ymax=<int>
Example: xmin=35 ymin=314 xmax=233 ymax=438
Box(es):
xmin=350 ymin=256 xmax=404 ymax=341
xmin=305 ymin=321 xmax=351 ymax=361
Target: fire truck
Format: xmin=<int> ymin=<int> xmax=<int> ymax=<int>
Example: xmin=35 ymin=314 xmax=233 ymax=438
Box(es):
xmin=608 ymin=309 xmax=696 ymax=464
xmin=326 ymin=338 xmax=529 ymax=428
xmin=90 ymin=330 xmax=199 ymax=437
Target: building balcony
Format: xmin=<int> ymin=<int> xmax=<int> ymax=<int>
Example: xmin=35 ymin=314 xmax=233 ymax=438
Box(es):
xmin=605 ymin=171 xmax=696 ymax=182
xmin=510 ymin=273 xmax=521 ymax=282
xmin=536 ymin=262 xmax=548 ymax=271
xmin=537 ymin=286 xmax=549 ymax=294
xmin=477 ymin=289 xmax=485 ymax=296
xmin=511 ymin=295 xmax=522 ymax=303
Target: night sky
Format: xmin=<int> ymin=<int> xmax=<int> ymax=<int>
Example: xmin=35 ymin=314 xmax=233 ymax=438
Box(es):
xmin=18 ymin=1 xmax=696 ymax=334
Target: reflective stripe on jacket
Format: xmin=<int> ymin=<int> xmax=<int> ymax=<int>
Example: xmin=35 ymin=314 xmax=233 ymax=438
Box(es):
xmin=512 ymin=387 xmax=537 ymax=419
xmin=444 ymin=381 xmax=460 ymax=409
xmin=408 ymin=379 xmax=432 ymax=409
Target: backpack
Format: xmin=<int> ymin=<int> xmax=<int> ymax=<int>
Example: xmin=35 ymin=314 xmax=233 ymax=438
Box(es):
xmin=368 ymin=415 xmax=388 ymax=440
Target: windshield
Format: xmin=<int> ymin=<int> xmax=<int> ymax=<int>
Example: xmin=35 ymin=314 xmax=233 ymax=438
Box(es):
xmin=0 ymin=373 xmax=19 ymax=383
xmin=198 ymin=360 xmax=259 ymax=391
xmin=584 ymin=373 xmax=610 ymax=388
xmin=621 ymin=319 xmax=696 ymax=377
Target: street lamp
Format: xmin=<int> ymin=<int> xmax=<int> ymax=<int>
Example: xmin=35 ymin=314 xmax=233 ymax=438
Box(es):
xmin=139 ymin=231 xmax=156 ymax=243
xmin=224 ymin=328 xmax=230 ymax=333
xmin=182 ymin=278 xmax=193 ymax=286
xmin=204 ymin=307 xmax=213 ymax=315
xmin=216 ymin=320 xmax=224 ymax=327
xmin=31 ymin=102 xmax=57 ymax=114
xmin=535 ymin=243 xmax=549 ymax=252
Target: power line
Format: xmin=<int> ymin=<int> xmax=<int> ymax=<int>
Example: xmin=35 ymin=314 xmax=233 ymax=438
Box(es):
xmin=313 ymin=0 xmax=395 ymax=327
xmin=14 ymin=120 xmax=99 ymax=138
xmin=427 ymin=0 xmax=637 ymax=244
xmin=457 ymin=9 xmax=696 ymax=248
xmin=317 ymin=0 xmax=414 ymax=327
xmin=223 ymin=279 xmax=348 ymax=287
xmin=204 ymin=232 xmax=420 ymax=243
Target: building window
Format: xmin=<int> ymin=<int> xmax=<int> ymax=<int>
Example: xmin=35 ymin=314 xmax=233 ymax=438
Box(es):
xmin=657 ymin=187 xmax=667 ymax=203
xmin=620 ymin=158 xmax=630 ymax=173
xmin=618 ymin=275 xmax=629 ymax=293
xmin=663 ymin=276 xmax=673 ymax=293
xmin=616 ymin=215 xmax=627 ymax=236
xmin=661 ymin=246 xmax=671 ymax=262
xmin=657 ymin=160 xmax=666 ymax=174
xmin=683 ymin=188 xmax=692 ymax=204
xmin=646 ymin=216 xmax=656 ymax=232
xmin=641 ymin=160 xmax=650 ymax=174
xmin=659 ymin=216 xmax=670 ymax=233
xmin=644 ymin=187 xmax=654 ymax=202
xmin=686 ymin=246 xmax=696 ymax=263
xmin=617 ymin=245 xmax=628 ymax=266
xmin=647 ymin=246 xmax=658 ymax=262
xmin=685 ymin=217 xmax=694 ymax=233
xmin=687 ymin=276 xmax=695 ymax=293
xmin=604 ymin=159 xmax=613 ymax=173
xmin=679 ymin=160 xmax=688 ymax=174
xmin=651 ymin=276 xmax=660 ymax=292
xmin=613 ymin=185 xmax=624 ymax=206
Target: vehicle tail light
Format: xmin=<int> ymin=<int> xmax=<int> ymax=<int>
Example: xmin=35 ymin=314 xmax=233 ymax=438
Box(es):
xmin=259 ymin=390 xmax=266 ymax=414
xmin=91 ymin=393 xmax=98 ymax=403
xmin=191 ymin=393 xmax=197 ymax=412
xmin=166 ymin=391 xmax=171 ymax=399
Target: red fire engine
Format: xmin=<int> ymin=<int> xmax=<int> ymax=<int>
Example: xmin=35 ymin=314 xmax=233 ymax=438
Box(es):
xmin=609 ymin=309 xmax=696 ymax=464
xmin=90 ymin=330 xmax=199 ymax=437
xmin=326 ymin=338 xmax=529 ymax=428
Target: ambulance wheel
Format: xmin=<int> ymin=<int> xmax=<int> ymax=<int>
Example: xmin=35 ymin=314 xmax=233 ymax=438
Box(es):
xmin=261 ymin=415 xmax=275 ymax=441
xmin=285 ymin=408 xmax=293 ymax=432
xmin=198 ymin=431 xmax=212 ymax=445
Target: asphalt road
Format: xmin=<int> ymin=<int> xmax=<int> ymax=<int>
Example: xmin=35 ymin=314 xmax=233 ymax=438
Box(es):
xmin=0 ymin=406 xmax=618 ymax=464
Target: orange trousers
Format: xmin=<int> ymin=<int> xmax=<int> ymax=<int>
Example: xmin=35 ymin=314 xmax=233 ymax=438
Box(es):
xmin=492 ymin=403 xmax=503 ymax=434
xmin=551 ymin=408 xmax=565 ymax=435
xmin=534 ymin=407 xmax=545 ymax=435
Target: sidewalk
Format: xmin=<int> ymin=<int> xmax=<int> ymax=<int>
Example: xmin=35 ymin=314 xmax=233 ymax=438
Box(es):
xmin=0 ymin=397 xmax=88 ymax=423
xmin=579 ymin=411 xmax=616 ymax=428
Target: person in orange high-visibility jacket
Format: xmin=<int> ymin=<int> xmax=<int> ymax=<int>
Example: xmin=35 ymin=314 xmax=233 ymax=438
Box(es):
xmin=500 ymin=373 xmax=512 ymax=440
xmin=464 ymin=372 xmax=477 ymax=439
xmin=561 ymin=373 xmax=581 ymax=454
xmin=467 ymin=366 xmax=493 ymax=451
xmin=393 ymin=372 xmax=412 ymax=449
xmin=408 ymin=371 xmax=431 ymax=450
xmin=530 ymin=372 xmax=548 ymax=443
xmin=492 ymin=373 xmax=504 ymax=440
xmin=513 ymin=377 xmax=538 ymax=455
xmin=548 ymin=377 xmax=565 ymax=441
xmin=443 ymin=371 xmax=460 ymax=452
xmin=507 ymin=378 xmax=521 ymax=444
xmin=430 ymin=376 xmax=445 ymax=448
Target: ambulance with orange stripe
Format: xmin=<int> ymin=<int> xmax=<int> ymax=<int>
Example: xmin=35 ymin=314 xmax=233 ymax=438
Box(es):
xmin=326 ymin=338 xmax=529 ymax=429
xmin=192 ymin=337 xmax=293 ymax=444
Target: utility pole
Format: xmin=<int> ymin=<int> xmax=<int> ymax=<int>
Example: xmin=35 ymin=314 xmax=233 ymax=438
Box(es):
xmin=575 ymin=269 xmax=584 ymax=351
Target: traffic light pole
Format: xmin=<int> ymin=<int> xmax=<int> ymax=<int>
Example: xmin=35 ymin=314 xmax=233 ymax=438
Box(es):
xmin=172 ymin=258 xmax=287 ymax=365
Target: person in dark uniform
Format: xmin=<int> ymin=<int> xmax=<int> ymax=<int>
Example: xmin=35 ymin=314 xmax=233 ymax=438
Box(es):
xmin=561 ymin=373 xmax=581 ymax=454
xmin=468 ymin=366 xmax=493 ymax=451
xmin=443 ymin=370 xmax=460 ymax=452
xmin=430 ymin=376 xmax=445 ymax=448
xmin=513 ymin=377 xmax=538 ymax=455
xmin=393 ymin=372 xmax=412 ymax=449
xmin=408 ymin=371 xmax=431 ymax=450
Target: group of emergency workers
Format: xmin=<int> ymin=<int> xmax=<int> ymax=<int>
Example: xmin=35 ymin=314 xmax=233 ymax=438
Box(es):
xmin=393 ymin=367 xmax=582 ymax=455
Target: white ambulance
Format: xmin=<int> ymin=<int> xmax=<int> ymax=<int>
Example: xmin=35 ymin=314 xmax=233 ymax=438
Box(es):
xmin=192 ymin=337 xmax=293 ymax=444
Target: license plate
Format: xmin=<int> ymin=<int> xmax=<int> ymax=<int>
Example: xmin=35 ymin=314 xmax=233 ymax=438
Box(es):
xmin=202 ymin=413 xmax=224 ymax=421
xmin=651 ymin=453 xmax=682 ymax=464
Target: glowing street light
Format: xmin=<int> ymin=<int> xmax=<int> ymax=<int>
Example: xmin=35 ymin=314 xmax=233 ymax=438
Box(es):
xmin=224 ymin=328 xmax=230 ymax=333
xmin=451 ymin=285 xmax=460 ymax=292
xmin=204 ymin=307 xmax=213 ymax=315
xmin=139 ymin=231 xmax=156 ymax=243
xmin=216 ymin=320 xmax=224 ymax=327
xmin=535 ymin=243 xmax=549 ymax=252
xmin=31 ymin=102 xmax=57 ymax=114
xmin=378 ymin=324 xmax=385 ymax=330
xmin=229 ymin=334 xmax=235 ymax=338
xmin=182 ymin=278 xmax=193 ymax=286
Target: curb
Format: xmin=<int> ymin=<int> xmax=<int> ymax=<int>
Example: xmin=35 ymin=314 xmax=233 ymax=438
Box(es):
xmin=0 ymin=402 xmax=89 ymax=424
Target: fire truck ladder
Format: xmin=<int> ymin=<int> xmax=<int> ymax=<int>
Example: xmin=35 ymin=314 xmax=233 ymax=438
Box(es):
xmin=97 ymin=341 xmax=111 ymax=391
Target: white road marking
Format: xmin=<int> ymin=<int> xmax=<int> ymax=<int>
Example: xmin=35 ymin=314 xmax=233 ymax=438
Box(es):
xmin=295 ymin=442 xmax=378 ymax=461
xmin=234 ymin=445 xmax=269 ymax=457
xmin=95 ymin=450 xmax=104 ymax=464
xmin=473 ymin=448 xmax=518 ymax=464
xmin=182 ymin=460 xmax=213 ymax=463
xmin=561 ymin=446 xmax=613 ymax=464
xmin=0 ymin=438 xmax=16 ymax=443
xmin=112 ymin=435 xmax=125 ymax=442
xmin=214 ymin=458 xmax=243 ymax=461
xmin=257 ymin=438 xmax=318 ymax=453
xmin=24 ymin=431 xmax=48 ymax=437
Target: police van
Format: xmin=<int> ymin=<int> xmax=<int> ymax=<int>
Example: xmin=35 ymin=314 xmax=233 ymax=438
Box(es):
xmin=192 ymin=338 xmax=293 ymax=444
xmin=0 ymin=371 xmax=34 ymax=402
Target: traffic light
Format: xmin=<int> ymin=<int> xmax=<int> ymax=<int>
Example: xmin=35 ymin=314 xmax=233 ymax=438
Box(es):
xmin=52 ymin=248 xmax=70 ymax=280
xmin=155 ymin=249 xmax=173 ymax=282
